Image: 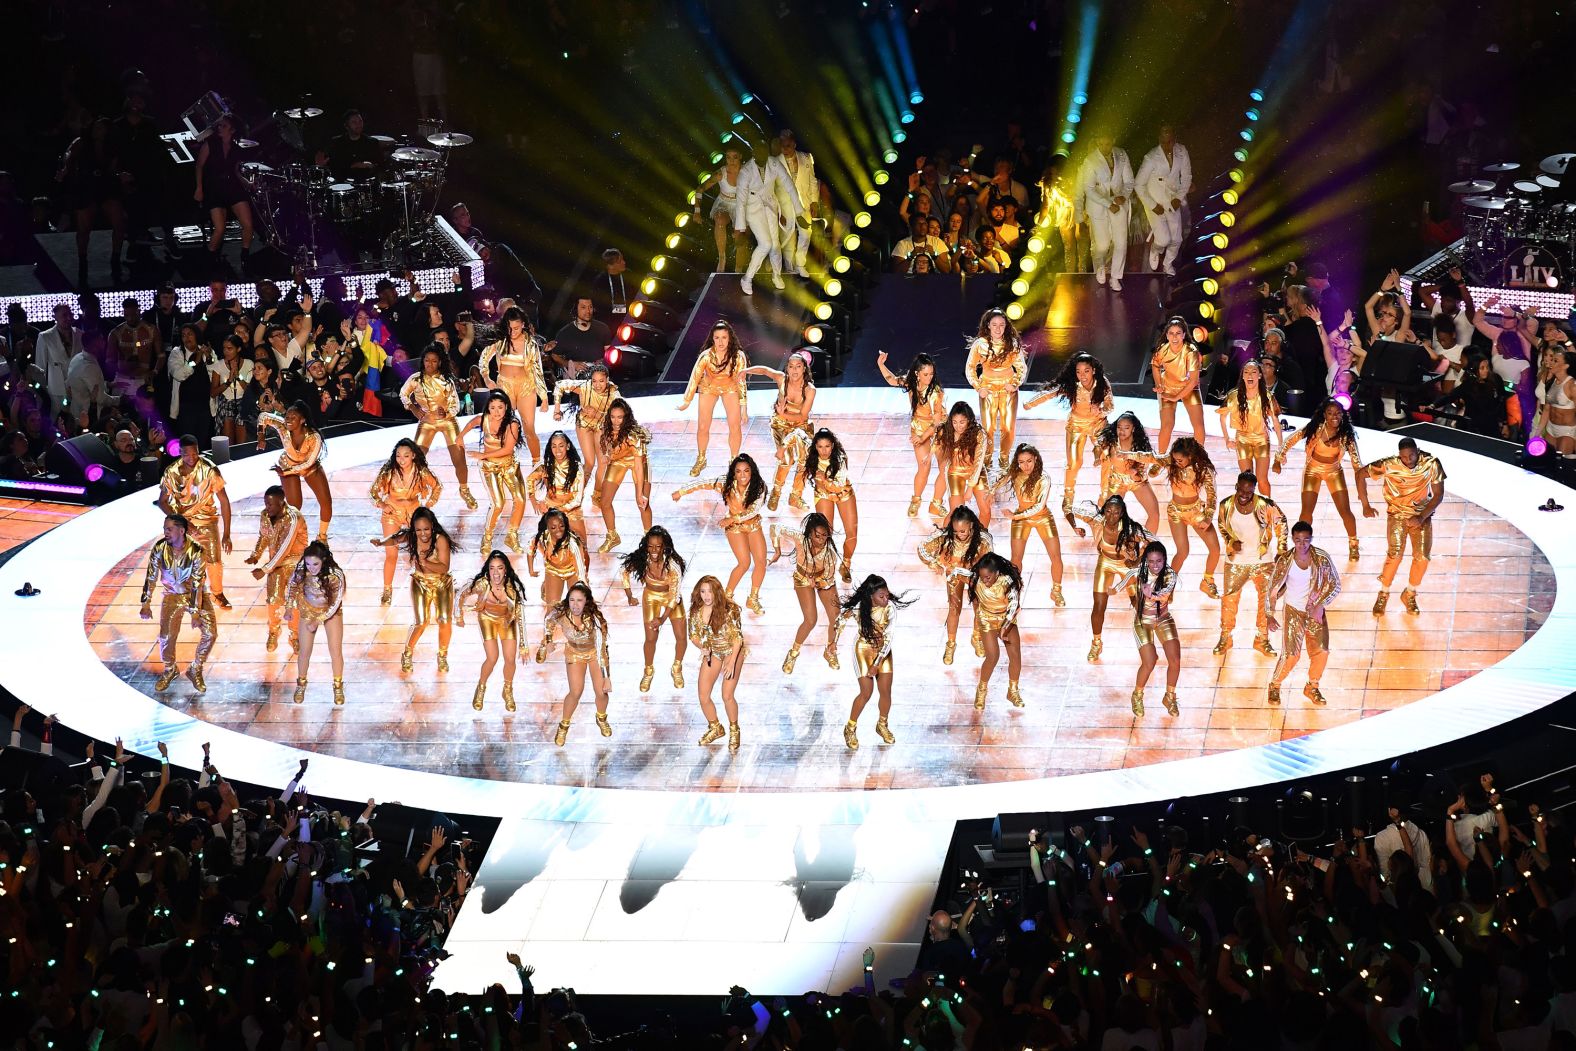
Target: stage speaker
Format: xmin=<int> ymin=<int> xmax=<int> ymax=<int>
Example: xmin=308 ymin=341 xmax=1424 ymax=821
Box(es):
xmin=992 ymin=811 xmax=1055 ymax=854
xmin=44 ymin=433 xmax=122 ymax=486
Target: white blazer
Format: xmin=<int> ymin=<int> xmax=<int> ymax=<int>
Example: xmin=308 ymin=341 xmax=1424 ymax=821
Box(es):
xmin=779 ymin=150 xmax=817 ymax=217
xmin=1079 ymin=148 xmax=1134 ymax=212
xmin=735 ymin=158 xmax=802 ymax=230
xmin=1136 ymin=143 xmax=1193 ymax=215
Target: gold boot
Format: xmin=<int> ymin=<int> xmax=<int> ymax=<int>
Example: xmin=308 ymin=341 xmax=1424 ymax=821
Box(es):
xmin=942 ymin=637 xmax=956 ymax=665
xmin=1050 ymin=582 xmax=1065 ymax=607
xmin=481 ymin=530 xmax=495 ymax=554
xmin=1348 ymin=536 xmax=1359 ymax=561
xmin=1372 ymin=591 xmax=1389 ymax=615
xmin=907 ymin=494 xmax=921 ymax=517
xmin=1267 ymin=683 xmax=1281 ymax=706
xmin=843 ymin=720 xmax=859 ymax=750
xmin=1254 ymin=635 xmax=1277 ymax=657
xmin=459 ymin=485 xmax=479 ymax=510
xmin=554 ymin=719 xmax=571 ymax=746
xmin=671 ymin=659 xmax=685 ymax=688
xmin=332 ymin=677 xmax=345 ymax=706
xmin=1212 ymin=633 xmax=1232 ymax=656
xmin=380 ymin=587 xmax=393 ymax=606
xmin=728 ymin=723 xmax=741 ymax=752
xmin=746 ymin=589 xmax=765 ymax=615
xmin=472 ymin=683 xmax=485 ymax=711
xmin=437 ymin=650 xmax=449 ymax=673
xmin=1007 ymin=681 xmax=1024 ymax=707
xmin=782 ymin=645 xmax=800 ymax=674
xmin=1401 ymin=588 xmax=1420 ymax=615
xmin=974 ymin=681 xmax=988 ymax=711
xmin=1200 ymin=576 xmax=1220 ymax=599
xmin=840 ymin=558 xmax=852 ymax=584
xmin=768 ymin=484 xmax=782 ymax=512
xmin=875 ymin=716 xmax=896 ymax=744
xmin=1162 ymin=688 xmax=1180 ymax=716
xmin=596 ymin=711 xmax=612 ymax=737
xmin=698 ymin=720 xmax=726 ymax=745
xmin=1087 ymin=635 xmax=1103 ymax=662
xmin=186 ymin=664 xmax=207 ymax=693
xmin=689 ymin=451 xmax=707 ymax=477
xmin=823 ymin=643 xmax=840 ymax=670
xmin=155 ymin=665 xmax=179 ymax=691
xmin=597 ymin=530 xmax=621 ymax=554
xmin=1304 ymin=681 xmax=1326 ymax=706
xmin=506 ymin=530 xmax=524 ymax=554
xmin=294 ymin=676 xmax=308 ymax=704
xmin=971 ymin=628 xmax=985 ymax=658
xmin=639 ymin=665 xmax=655 ymax=692
xmin=400 ymin=649 xmax=413 ymax=673
xmin=1130 ymin=688 xmax=1145 ymax=717
xmin=266 ymin=627 xmax=280 ymax=652
xmin=928 ymin=496 xmax=946 ymax=518
xmin=503 ymin=682 xmax=516 ymax=712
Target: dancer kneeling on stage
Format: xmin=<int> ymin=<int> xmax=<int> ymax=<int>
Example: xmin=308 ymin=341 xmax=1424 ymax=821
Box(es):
xmin=537 ymin=582 xmax=612 ymax=745
xmin=1266 ymin=521 xmax=1342 ymax=707
xmin=247 ymin=485 xmax=308 ymax=653
xmin=830 ymin=575 xmax=915 ymax=750
xmin=918 ymin=506 xmax=993 ymax=666
xmin=456 ymin=550 xmax=529 ymax=712
xmin=968 ymin=553 xmax=1025 ymax=711
xmin=621 ymin=526 xmax=688 ymax=693
xmin=672 ymin=452 xmax=769 ymax=614
xmin=1067 ymin=495 xmax=1151 ymax=662
xmin=688 ymin=575 xmax=746 ymax=751
xmin=1112 ymin=540 xmax=1181 ymax=718
xmin=140 ymin=513 xmax=217 ymax=693
xmin=374 ymin=506 xmax=458 ymax=674
xmin=283 ymin=541 xmax=346 ymax=705
xmin=771 ymin=511 xmax=841 ymax=673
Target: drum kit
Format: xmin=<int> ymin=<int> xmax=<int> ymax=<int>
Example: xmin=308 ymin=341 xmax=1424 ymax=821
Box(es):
xmin=1454 ymin=153 xmax=1576 ymax=285
xmin=244 ymin=107 xmax=476 ymax=269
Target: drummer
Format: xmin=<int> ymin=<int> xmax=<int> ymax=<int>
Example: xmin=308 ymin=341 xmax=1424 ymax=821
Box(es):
xmin=314 ymin=109 xmax=383 ymax=180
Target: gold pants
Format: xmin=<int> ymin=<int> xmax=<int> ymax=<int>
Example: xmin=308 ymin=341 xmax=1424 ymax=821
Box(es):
xmin=265 ymin=558 xmax=300 ymax=633
xmin=495 ymin=373 xmax=540 ymax=421
xmin=854 ymin=638 xmax=893 ymax=678
xmin=415 ymin=415 xmax=463 ymax=447
xmin=947 ymin=469 xmax=988 ymax=505
xmin=770 ymin=415 xmax=813 ymax=468
xmin=1168 ymin=498 xmax=1210 ymax=528
xmin=1064 ymin=413 xmax=1108 ymax=503
xmin=1011 ymin=512 xmax=1059 ymax=546
xmin=411 ymin=572 xmax=455 ymax=625
xmin=187 ymin=518 xmax=222 ymax=566
xmin=1381 ymin=515 xmax=1432 ymax=587
xmin=480 ymin=457 xmax=526 ymax=534
xmin=1302 ymin=460 xmax=1347 ymax=494
xmin=1133 ymin=612 xmax=1178 ymax=649
xmin=1234 ymin=434 xmax=1270 ymax=460
xmin=1272 ymin=606 xmax=1328 ymax=682
xmin=1220 ymin=561 xmax=1272 ymax=637
xmin=978 ymin=387 xmax=1019 ymax=448
xmin=157 ymin=593 xmax=217 ymax=667
xmin=477 ymin=609 xmax=518 ymax=641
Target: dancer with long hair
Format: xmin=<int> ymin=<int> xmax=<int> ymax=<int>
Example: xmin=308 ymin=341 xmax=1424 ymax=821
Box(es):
xmin=1218 ymin=357 xmax=1281 ymax=497
xmin=1067 ymin=495 xmax=1151 ymax=662
xmin=536 ymin=582 xmax=612 ymax=745
xmin=678 ymin=319 xmax=749 ymax=477
xmin=283 ymin=541 xmax=347 ymax=706
xmin=620 ymin=526 xmax=688 ymax=693
xmin=552 ymin=362 xmax=620 ymax=486
xmin=526 ymin=508 xmax=588 ymax=608
xmin=247 ymin=485 xmax=308 ymax=653
xmin=877 ymin=350 xmax=947 ymax=516
xmin=672 ymin=452 xmax=769 ymax=613
xmin=1112 ymin=540 xmax=1181 ymax=718
xmin=1150 ymin=317 xmax=1206 ymax=450
xmin=770 ymin=511 xmax=842 ymax=673
xmin=687 ymin=575 xmax=747 ymax=751
xmin=455 ymin=550 xmax=529 ymax=712
xmin=830 ymin=575 xmax=916 ymax=749
xmin=458 ymin=390 xmax=528 ymax=554
xmin=918 ymin=506 xmax=993 ymax=666
xmin=1124 ymin=437 xmax=1221 ymax=594
xmin=742 ymin=349 xmax=816 ymax=511
xmin=1273 ymin=398 xmax=1363 ymax=560
xmin=373 ymin=506 xmax=458 ymax=674
xmin=965 ymin=307 xmax=1029 ymax=471
xmin=256 ymin=401 xmax=332 ymax=539
xmin=1095 ymin=412 xmax=1161 ymax=533
xmin=526 ymin=429 xmax=590 ymax=553
xmin=595 ymin=398 xmax=652 ymax=546
xmin=478 ymin=306 xmax=548 ymax=464
xmin=996 ymin=443 xmax=1065 ymax=606
xmin=367 ymin=438 xmax=442 ymax=604
xmin=1026 ymin=352 xmax=1113 ymax=526
xmin=792 ymin=428 xmax=859 ymax=582
xmin=968 ymin=553 xmax=1025 ymax=710
xmin=399 ymin=344 xmax=477 ymax=509
xmin=933 ymin=401 xmax=992 ymax=525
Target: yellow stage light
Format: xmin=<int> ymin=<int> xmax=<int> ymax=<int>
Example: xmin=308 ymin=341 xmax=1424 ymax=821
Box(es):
xmin=1222 ymin=189 xmax=1239 ymax=206
xmin=824 ymin=278 xmax=843 ymax=297
xmin=664 ymin=233 xmax=682 ymax=250
xmin=863 ymin=190 xmax=881 ymax=207
xmin=651 ymin=256 xmax=668 ymax=272
xmin=1198 ymin=302 xmax=1217 ymax=320
xmin=1229 ymin=168 xmax=1244 ymax=183
xmin=1005 ymin=302 xmax=1025 ymax=321
xmin=641 ymin=277 xmax=657 ymax=296
xmin=832 ymin=255 xmax=851 ymax=274
xmin=1208 ymin=256 xmax=1226 ymax=273
xmin=1019 ymin=256 xmax=1037 ymax=273
xmin=804 ymin=325 xmax=824 ymax=344
xmin=854 ymin=211 xmax=871 ymax=228
xmin=1201 ymin=277 xmax=1219 ymax=296
xmin=1010 ymin=278 xmax=1029 ymax=296
xmin=873 ymin=169 xmax=890 ymax=186
xmin=1027 ymin=235 xmax=1046 ymax=254
xmin=1207 ymin=233 xmax=1229 ymax=250
xmin=814 ymin=302 xmax=833 ymax=321
xmin=843 ymin=234 xmax=861 ymax=251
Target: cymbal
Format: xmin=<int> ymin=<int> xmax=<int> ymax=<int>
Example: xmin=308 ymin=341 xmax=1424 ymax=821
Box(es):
xmin=236 ymin=138 xmax=259 ymax=149
xmin=1447 ymin=179 xmax=1494 ymax=194
xmin=1463 ymin=195 xmax=1508 ymax=211
xmin=1483 ymin=161 xmax=1520 ymax=173
xmin=1541 ymin=153 xmax=1576 ymax=175
xmin=380 ymin=181 xmax=411 ymax=191
xmin=283 ymin=106 xmax=324 ymax=120
xmin=391 ymin=146 xmax=440 ymax=164
xmin=1513 ymin=180 xmax=1542 ymax=194
xmin=427 ymin=131 xmax=474 ymax=148
xmin=369 ymin=135 xmax=396 ymax=146
xmin=1537 ymin=174 xmax=1562 ymax=189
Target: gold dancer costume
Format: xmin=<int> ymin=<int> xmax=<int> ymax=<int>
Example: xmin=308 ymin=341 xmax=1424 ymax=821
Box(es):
xmin=968 ymin=564 xmax=1024 ymax=709
xmin=529 ymin=526 xmax=589 ymax=593
xmin=399 ymin=367 xmax=477 ymax=508
xmin=966 ymin=331 xmax=1029 ymax=469
xmin=1125 ymin=446 xmax=1221 ymax=594
xmin=1214 ymin=490 xmax=1287 ymax=655
xmin=248 ymin=501 xmax=308 ymax=651
xmin=456 ymin=571 xmax=528 ymax=711
xmin=918 ymin=523 xmax=992 ymax=664
xmin=829 ymin=579 xmax=908 ymax=749
xmin=772 ymin=520 xmax=841 ymax=671
xmin=1219 ymin=386 xmax=1280 ymax=464
xmin=1068 ymin=500 xmax=1152 ymax=662
xmin=1275 ymin=413 xmax=1364 ymax=558
xmin=1112 ymin=561 xmax=1181 ymax=717
xmin=1358 ymin=443 xmax=1445 ymax=615
xmin=679 ymin=338 xmax=749 ymax=476
xmin=672 ymin=471 xmax=768 ymax=611
xmin=255 ymin=410 xmax=330 ymax=534
xmin=526 ymin=452 xmax=584 ymax=548
xmin=621 ymin=543 xmax=686 ymax=692
xmin=1001 ymin=458 xmax=1065 ymax=605
xmin=536 ymin=601 xmax=613 ymax=744
xmin=941 ymin=427 xmax=991 ymax=516
xmin=1266 ymin=537 xmax=1342 ymax=706
xmin=369 ymin=455 xmax=442 ymax=602
xmin=159 ymin=451 xmax=230 ymax=604
xmin=140 ymin=527 xmax=216 ymax=692
xmin=741 ymin=355 xmax=816 ymax=510
xmin=1151 ymin=339 xmax=1203 ymax=409
xmin=282 ymin=557 xmax=346 ymax=704
xmin=1026 ymin=362 xmax=1113 ymax=513
xmin=479 ymin=335 xmax=548 ymax=440
xmin=688 ymin=596 xmax=747 ymax=750
xmin=554 ymin=375 xmax=621 ymax=431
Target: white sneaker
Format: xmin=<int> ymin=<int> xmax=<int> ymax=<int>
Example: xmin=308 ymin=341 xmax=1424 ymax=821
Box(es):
xmin=1163 ymin=265 xmax=1177 ymax=277
xmin=1096 ymin=267 xmax=1107 ymax=285
xmin=771 ymin=274 xmax=785 ymax=289
xmin=1149 ymin=250 xmax=1161 ymax=271
xmin=1110 ymin=277 xmax=1123 ymax=291
xmin=793 ymin=267 xmax=809 ymax=278
xmin=741 ymin=277 xmax=754 ymax=296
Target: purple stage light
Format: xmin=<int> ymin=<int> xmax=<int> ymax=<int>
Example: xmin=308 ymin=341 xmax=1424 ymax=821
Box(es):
xmin=166 ymin=439 xmax=182 ymax=457
xmin=1333 ymin=393 xmax=1353 ymax=411
xmin=1527 ymin=436 xmax=1549 ymax=457
xmin=84 ymin=464 xmax=104 ymax=483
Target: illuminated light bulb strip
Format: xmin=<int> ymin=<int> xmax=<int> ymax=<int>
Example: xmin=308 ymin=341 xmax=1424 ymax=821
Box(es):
xmin=1397 ymin=277 xmax=1572 ymax=317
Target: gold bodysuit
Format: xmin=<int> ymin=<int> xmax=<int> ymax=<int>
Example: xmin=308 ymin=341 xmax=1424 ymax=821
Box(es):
xmin=1124 ymin=570 xmax=1179 ymax=648
xmin=1062 ymin=380 xmax=1114 ymax=509
xmin=369 ymin=463 xmax=442 ymax=534
xmin=772 ymin=524 xmax=840 ymax=590
xmin=966 ymin=337 xmax=1028 ymax=448
xmin=1098 ymin=440 xmax=1158 ymax=501
xmin=399 ymin=373 xmax=464 ymax=445
xmin=688 ymin=603 xmax=746 ymax=663
xmin=942 ymin=430 xmax=990 ymax=502
xmin=1221 ymin=389 xmax=1280 ymax=460
xmin=831 ymin=602 xmax=897 ymax=677
xmin=1002 ymin=471 xmax=1059 ymax=546
xmin=256 ymin=413 xmax=326 ymax=475
xmin=801 ymin=454 xmax=855 ymax=507
xmin=1151 ymin=342 xmax=1202 ymax=406
xmin=284 ymin=565 xmax=346 ymax=625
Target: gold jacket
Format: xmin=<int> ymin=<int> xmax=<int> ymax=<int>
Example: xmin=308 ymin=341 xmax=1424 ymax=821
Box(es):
xmin=1268 ymin=547 xmax=1342 ymax=614
xmin=1216 ymin=495 xmax=1288 ymax=561
xmin=141 ymin=538 xmax=207 ymax=609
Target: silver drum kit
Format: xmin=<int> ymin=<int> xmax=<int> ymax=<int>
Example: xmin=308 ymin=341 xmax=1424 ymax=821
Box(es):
xmin=1455 ymin=153 xmax=1576 ymax=285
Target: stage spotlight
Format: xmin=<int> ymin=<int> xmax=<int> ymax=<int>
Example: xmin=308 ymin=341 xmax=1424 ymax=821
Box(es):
xmin=1233 ymin=147 xmax=1249 ymax=163
xmin=1026 ymin=234 xmax=1046 ymax=254
xmin=740 ymin=93 xmax=754 ymax=104
xmin=628 ymin=299 xmax=683 ymax=331
xmin=604 ymin=343 xmax=658 ymax=381
xmin=649 ymin=255 xmax=700 ymax=282
xmin=1245 ymin=108 xmax=1261 ymax=122
xmin=813 ymin=301 xmax=834 ymax=321
xmin=1198 ymin=232 xmax=1229 ymax=250
xmin=900 ymin=110 xmax=915 ymax=124
xmin=854 ymin=211 xmax=872 ymax=228
xmin=882 ymin=148 xmax=898 ymax=164
xmin=1333 ymin=392 xmax=1354 ymax=412
xmin=863 ymin=190 xmax=881 ymax=207
xmin=803 ymin=323 xmax=826 ymax=345
xmin=909 ymin=90 xmax=924 ymax=105
xmin=1239 ymin=128 xmax=1255 ymax=142
xmin=831 ymin=255 xmax=851 ymax=274
xmin=873 ymin=169 xmax=890 ymax=186
xmin=615 ymin=321 xmax=670 ymax=354
xmin=842 ymin=233 xmax=862 ymax=252
xmin=1073 ymin=92 xmax=1088 ymax=105
xmin=1190 ymin=317 xmax=1219 ymax=342
xmin=1005 ymin=302 xmax=1025 ymax=321
xmin=1010 ymin=277 xmax=1030 ymax=296
xmin=730 ymin=112 xmax=745 ymax=125
xmin=1067 ymin=112 xmax=1081 ymax=124
xmin=1229 ymin=168 xmax=1244 ymax=183
xmin=1061 ymin=130 xmax=1076 ymax=144
xmin=674 ymin=212 xmax=693 ymax=228
xmin=166 ymin=438 xmax=182 ymax=457
xmin=637 ymin=275 xmax=691 ymax=306
xmin=85 ymin=464 xmax=105 ymax=483
xmin=892 ymin=130 xmax=907 ymax=144
xmin=1528 ymin=435 xmax=1549 ymax=457
xmin=1019 ymin=256 xmax=1038 ymax=273
xmin=823 ymin=277 xmax=844 ymax=297
xmin=1250 ymin=88 xmax=1265 ymax=102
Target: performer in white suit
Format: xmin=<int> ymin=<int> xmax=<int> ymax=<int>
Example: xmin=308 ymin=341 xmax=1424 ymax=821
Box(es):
xmin=777 ymin=130 xmax=818 ymax=277
xmin=1135 ymin=124 xmax=1193 ymax=275
xmin=1079 ymin=135 xmax=1135 ymax=291
xmin=736 ymin=142 xmax=803 ymax=295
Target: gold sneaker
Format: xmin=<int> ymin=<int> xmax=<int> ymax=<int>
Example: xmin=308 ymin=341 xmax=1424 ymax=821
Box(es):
xmin=1130 ymin=688 xmax=1145 ymax=717
xmin=266 ymin=628 xmax=280 ymax=652
xmin=1267 ymin=683 xmax=1281 ymax=706
xmin=974 ymin=681 xmax=988 ymax=710
xmin=1007 ymin=681 xmax=1024 ymax=707
xmin=1304 ymin=681 xmax=1326 ymax=706
xmin=1348 ymin=537 xmax=1359 ymax=561
xmin=727 ymin=724 xmax=741 ymax=752
xmin=554 ymin=719 xmax=571 ymax=746
xmin=1253 ymin=635 xmax=1277 ymax=657
xmin=459 ymin=485 xmax=479 ymax=510
xmin=1212 ymin=633 xmax=1232 ymax=656
xmin=1162 ymin=688 xmax=1179 ymax=716
xmin=1372 ymin=591 xmax=1389 ymax=615
xmin=472 ymin=684 xmax=485 ymax=711
xmin=782 ymin=645 xmax=800 ymax=674
xmin=843 ymin=720 xmax=859 ymax=750
xmin=639 ymin=665 xmax=654 ymax=692
xmin=942 ymin=638 xmax=956 ymax=665
xmin=671 ymin=660 xmax=685 ymax=689
xmin=689 ymin=452 xmax=707 ymax=477
xmin=155 ymin=666 xmax=179 ymax=691
xmin=1200 ymin=577 xmax=1219 ymax=599
xmin=768 ymin=485 xmax=782 ymax=512
xmin=1087 ymin=636 xmax=1103 ymax=662
xmin=746 ymin=590 xmax=765 ymax=615
xmin=907 ymin=495 xmax=921 ymax=518
xmin=293 ymin=676 xmax=307 ymax=704
xmin=400 ymin=649 xmax=413 ymax=673
xmin=823 ymin=644 xmax=839 ymax=670
xmin=502 ymin=682 xmax=516 ymax=712
xmin=437 ymin=650 xmax=449 ymax=673
xmin=596 ymin=712 xmax=612 ymax=737
xmin=1401 ymin=588 xmax=1420 ymax=615
xmin=506 ymin=530 xmax=524 ymax=554
xmin=332 ymin=677 xmax=345 ymax=706
xmin=698 ymin=720 xmax=725 ymax=745
xmin=186 ymin=664 xmax=207 ymax=693
xmin=1050 ymin=582 xmax=1065 ymax=607
xmin=597 ymin=531 xmax=620 ymax=554
xmin=874 ymin=717 xmax=896 ymax=744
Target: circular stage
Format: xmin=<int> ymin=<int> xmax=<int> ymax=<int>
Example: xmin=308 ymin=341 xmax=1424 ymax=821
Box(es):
xmin=7 ymin=390 xmax=1574 ymax=825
